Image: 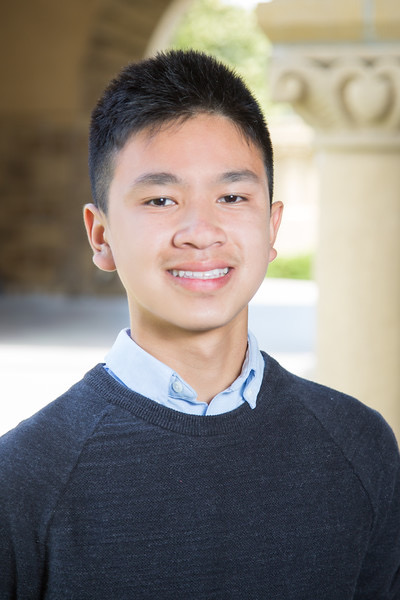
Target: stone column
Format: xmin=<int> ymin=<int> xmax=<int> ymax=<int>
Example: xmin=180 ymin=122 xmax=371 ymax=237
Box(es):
xmin=257 ymin=0 xmax=400 ymax=439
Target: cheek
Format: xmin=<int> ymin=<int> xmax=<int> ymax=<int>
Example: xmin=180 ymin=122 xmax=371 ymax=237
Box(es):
xmin=108 ymin=217 xmax=147 ymax=258
xmin=251 ymin=231 xmax=271 ymax=279
xmin=242 ymin=218 xmax=270 ymax=257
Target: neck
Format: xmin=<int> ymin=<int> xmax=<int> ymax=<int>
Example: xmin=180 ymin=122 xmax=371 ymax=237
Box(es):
xmin=129 ymin=316 xmax=249 ymax=404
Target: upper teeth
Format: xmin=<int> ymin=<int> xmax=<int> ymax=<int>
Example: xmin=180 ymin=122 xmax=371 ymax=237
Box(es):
xmin=171 ymin=268 xmax=229 ymax=279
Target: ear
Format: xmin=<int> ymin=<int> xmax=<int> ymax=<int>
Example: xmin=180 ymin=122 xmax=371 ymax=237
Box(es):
xmin=268 ymin=201 xmax=284 ymax=263
xmin=83 ymin=204 xmax=117 ymax=272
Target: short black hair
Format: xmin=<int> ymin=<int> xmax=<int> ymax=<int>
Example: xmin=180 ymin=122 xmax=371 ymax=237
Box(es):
xmin=89 ymin=50 xmax=274 ymax=212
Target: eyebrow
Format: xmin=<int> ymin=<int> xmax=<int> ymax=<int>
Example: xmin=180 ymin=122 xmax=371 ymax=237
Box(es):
xmin=217 ymin=169 xmax=261 ymax=184
xmin=130 ymin=169 xmax=261 ymax=189
xmin=131 ymin=172 xmax=182 ymax=187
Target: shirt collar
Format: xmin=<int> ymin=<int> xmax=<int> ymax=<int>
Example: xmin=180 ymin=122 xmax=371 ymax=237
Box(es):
xmin=104 ymin=329 xmax=265 ymax=416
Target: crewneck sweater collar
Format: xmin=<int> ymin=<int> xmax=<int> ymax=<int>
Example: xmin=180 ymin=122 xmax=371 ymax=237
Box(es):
xmin=86 ymin=352 xmax=281 ymax=437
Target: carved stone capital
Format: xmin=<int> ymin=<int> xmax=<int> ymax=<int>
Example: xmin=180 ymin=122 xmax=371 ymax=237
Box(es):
xmin=269 ymin=45 xmax=400 ymax=148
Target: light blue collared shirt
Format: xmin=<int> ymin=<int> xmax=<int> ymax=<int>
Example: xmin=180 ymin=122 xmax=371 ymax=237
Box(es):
xmin=104 ymin=329 xmax=265 ymax=416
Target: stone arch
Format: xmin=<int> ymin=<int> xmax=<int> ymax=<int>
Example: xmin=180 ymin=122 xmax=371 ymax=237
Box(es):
xmin=80 ymin=0 xmax=191 ymax=113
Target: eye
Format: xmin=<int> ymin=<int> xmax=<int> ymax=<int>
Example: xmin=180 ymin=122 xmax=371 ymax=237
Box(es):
xmin=218 ymin=194 xmax=246 ymax=204
xmin=146 ymin=197 xmax=175 ymax=207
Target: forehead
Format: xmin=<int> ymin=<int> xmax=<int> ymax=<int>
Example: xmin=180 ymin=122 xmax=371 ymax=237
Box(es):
xmin=114 ymin=114 xmax=265 ymax=176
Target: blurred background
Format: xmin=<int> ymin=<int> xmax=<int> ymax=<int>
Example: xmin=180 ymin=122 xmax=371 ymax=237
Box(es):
xmin=0 ymin=0 xmax=399 ymax=438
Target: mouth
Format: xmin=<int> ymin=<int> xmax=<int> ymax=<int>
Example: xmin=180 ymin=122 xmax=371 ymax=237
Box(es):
xmin=169 ymin=267 xmax=230 ymax=280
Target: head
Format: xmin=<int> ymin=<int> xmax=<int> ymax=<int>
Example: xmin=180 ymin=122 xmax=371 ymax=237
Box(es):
xmin=89 ymin=49 xmax=274 ymax=213
xmin=85 ymin=51 xmax=283 ymax=344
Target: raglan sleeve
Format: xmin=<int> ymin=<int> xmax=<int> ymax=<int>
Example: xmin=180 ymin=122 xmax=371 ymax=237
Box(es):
xmin=354 ymin=421 xmax=400 ymax=600
xmin=0 ymin=427 xmax=47 ymax=599
xmin=0 ymin=374 xmax=106 ymax=599
xmin=0 ymin=487 xmax=17 ymax=599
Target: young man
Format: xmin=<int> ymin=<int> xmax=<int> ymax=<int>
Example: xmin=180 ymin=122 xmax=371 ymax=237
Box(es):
xmin=1 ymin=50 xmax=399 ymax=599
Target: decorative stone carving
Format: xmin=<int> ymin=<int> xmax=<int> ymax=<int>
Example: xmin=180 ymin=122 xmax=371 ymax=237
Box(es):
xmin=269 ymin=47 xmax=400 ymax=145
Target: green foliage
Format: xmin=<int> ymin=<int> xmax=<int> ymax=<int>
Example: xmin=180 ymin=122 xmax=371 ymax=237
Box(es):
xmin=267 ymin=254 xmax=314 ymax=281
xmin=169 ymin=0 xmax=271 ymax=113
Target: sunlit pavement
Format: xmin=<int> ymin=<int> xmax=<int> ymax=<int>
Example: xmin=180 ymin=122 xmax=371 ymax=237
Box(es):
xmin=0 ymin=279 xmax=317 ymax=436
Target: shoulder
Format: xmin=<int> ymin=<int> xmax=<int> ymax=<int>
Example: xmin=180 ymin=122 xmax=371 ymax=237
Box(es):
xmin=262 ymin=353 xmax=400 ymax=514
xmin=0 ymin=365 xmax=113 ymax=509
xmin=262 ymin=352 xmax=398 ymax=454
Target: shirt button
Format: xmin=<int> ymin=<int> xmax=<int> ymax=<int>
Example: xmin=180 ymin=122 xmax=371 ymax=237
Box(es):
xmin=172 ymin=380 xmax=183 ymax=394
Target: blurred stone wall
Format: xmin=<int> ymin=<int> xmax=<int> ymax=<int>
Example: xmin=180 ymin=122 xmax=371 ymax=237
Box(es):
xmin=0 ymin=117 xmax=88 ymax=292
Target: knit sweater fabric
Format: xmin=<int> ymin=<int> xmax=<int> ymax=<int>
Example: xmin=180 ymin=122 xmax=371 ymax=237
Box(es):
xmin=1 ymin=354 xmax=399 ymax=599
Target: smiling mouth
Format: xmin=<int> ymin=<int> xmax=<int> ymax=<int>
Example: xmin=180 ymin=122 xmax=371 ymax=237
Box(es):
xmin=170 ymin=268 xmax=230 ymax=280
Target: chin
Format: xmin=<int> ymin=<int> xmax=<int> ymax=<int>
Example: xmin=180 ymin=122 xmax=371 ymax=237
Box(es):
xmin=176 ymin=310 xmax=247 ymax=335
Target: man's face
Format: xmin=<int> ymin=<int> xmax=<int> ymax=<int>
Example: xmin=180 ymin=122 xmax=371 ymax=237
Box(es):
xmin=85 ymin=114 xmax=282 ymax=341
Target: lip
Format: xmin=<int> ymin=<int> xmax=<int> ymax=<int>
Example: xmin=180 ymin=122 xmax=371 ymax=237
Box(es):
xmin=166 ymin=262 xmax=231 ymax=272
xmin=166 ymin=263 xmax=233 ymax=291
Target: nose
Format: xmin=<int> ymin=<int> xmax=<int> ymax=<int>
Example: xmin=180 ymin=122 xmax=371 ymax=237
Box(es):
xmin=172 ymin=203 xmax=227 ymax=249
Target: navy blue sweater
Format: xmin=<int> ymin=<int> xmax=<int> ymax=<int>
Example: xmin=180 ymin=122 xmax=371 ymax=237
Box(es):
xmin=1 ymin=354 xmax=399 ymax=599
